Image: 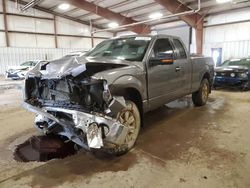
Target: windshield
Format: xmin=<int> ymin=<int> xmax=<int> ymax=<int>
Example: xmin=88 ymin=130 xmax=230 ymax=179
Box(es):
xmin=221 ymin=59 xmax=250 ymax=67
xmin=20 ymin=61 xmax=33 ymax=66
xmin=86 ymin=36 xmax=151 ymax=61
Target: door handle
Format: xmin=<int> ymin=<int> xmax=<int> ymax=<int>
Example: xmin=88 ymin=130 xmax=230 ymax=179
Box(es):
xmin=175 ymin=66 xmax=181 ymax=72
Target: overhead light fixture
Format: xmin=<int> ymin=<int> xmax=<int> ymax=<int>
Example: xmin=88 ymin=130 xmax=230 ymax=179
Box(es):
xmin=149 ymin=12 xmax=163 ymax=19
xmin=108 ymin=22 xmax=119 ymax=28
xmin=58 ymin=3 xmax=70 ymax=10
xmin=216 ymin=0 xmax=232 ymax=3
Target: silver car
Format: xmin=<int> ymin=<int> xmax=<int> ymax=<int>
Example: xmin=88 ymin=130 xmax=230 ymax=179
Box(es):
xmin=5 ymin=60 xmax=46 ymax=80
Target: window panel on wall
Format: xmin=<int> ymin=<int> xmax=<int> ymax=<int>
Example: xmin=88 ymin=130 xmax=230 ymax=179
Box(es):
xmin=34 ymin=9 xmax=53 ymax=18
xmin=206 ymin=7 xmax=250 ymax=25
xmin=93 ymin=31 xmax=113 ymax=38
xmin=0 ymin=32 xmax=6 ymax=47
xmin=56 ymin=17 xmax=91 ymax=36
xmin=9 ymin=33 xmax=37 ymax=47
xmin=224 ymin=23 xmax=250 ymax=42
xmin=0 ymin=15 xmax=4 ymax=30
xmin=35 ymin=19 xmax=54 ymax=34
xmin=8 ymin=15 xmax=54 ymax=34
xmin=57 ymin=36 xmax=71 ymax=49
xmin=205 ymin=27 xmax=225 ymax=43
xmin=57 ymin=36 xmax=91 ymax=50
xmin=0 ymin=0 xmax=2 ymax=12
xmin=36 ymin=35 xmax=55 ymax=48
xmin=8 ymin=15 xmax=36 ymax=32
xmin=71 ymin=37 xmax=91 ymax=49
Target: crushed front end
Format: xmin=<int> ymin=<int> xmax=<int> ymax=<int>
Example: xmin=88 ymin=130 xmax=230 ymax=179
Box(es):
xmin=23 ymin=58 xmax=129 ymax=150
xmin=214 ymin=70 xmax=250 ymax=90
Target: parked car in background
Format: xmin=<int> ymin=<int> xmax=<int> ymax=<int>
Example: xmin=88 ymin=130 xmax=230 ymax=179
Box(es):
xmin=214 ymin=58 xmax=250 ymax=90
xmin=5 ymin=60 xmax=46 ymax=80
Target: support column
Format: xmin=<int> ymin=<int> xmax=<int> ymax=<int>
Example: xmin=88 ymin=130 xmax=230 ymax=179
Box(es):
xmin=53 ymin=15 xmax=58 ymax=48
xmin=91 ymin=33 xmax=94 ymax=48
xmin=2 ymin=0 xmax=9 ymax=47
xmin=90 ymin=20 xmax=94 ymax=48
xmin=195 ymin=19 xmax=204 ymax=55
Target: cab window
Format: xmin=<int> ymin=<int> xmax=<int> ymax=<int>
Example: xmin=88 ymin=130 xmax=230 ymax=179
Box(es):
xmin=151 ymin=38 xmax=174 ymax=59
xmin=21 ymin=61 xmax=33 ymax=66
xmin=172 ymin=39 xmax=187 ymax=59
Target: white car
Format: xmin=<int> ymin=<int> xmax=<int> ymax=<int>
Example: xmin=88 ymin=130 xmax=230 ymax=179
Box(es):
xmin=5 ymin=60 xmax=46 ymax=80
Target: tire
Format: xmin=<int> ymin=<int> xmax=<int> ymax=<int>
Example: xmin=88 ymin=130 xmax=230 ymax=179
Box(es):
xmin=103 ymin=100 xmax=141 ymax=156
xmin=192 ymin=78 xmax=210 ymax=106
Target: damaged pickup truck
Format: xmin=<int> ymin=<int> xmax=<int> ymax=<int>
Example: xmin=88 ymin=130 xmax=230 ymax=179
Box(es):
xmin=23 ymin=35 xmax=214 ymax=155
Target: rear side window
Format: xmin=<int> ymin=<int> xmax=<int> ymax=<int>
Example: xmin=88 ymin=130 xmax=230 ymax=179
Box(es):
xmin=173 ymin=39 xmax=187 ymax=59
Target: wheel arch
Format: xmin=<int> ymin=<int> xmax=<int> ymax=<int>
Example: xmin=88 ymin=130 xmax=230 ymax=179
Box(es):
xmin=201 ymin=72 xmax=212 ymax=93
xmin=111 ymin=87 xmax=144 ymax=126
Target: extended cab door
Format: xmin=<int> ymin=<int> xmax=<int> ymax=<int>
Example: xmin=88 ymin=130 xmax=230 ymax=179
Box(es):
xmin=147 ymin=37 xmax=180 ymax=109
xmin=171 ymin=38 xmax=192 ymax=95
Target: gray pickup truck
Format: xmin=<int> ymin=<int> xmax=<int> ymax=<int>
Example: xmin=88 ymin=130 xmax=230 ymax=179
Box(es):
xmin=23 ymin=34 xmax=214 ymax=155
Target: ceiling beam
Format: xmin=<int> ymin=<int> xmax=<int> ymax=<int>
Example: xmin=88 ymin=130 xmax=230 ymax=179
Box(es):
xmin=154 ymin=0 xmax=203 ymax=54
xmin=9 ymin=0 xmax=104 ymax=29
xmin=154 ymin=0 xmax=203 ymax=28
xmin=63 ymin=0 xmax=150 ymax=34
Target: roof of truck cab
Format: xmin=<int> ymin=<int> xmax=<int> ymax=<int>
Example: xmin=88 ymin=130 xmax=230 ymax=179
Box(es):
xmin=113 ymin=34 xmax=180 ymax=40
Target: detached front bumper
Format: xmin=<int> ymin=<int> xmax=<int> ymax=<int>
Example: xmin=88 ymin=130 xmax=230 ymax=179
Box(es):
xmin=23 ymin=102 xmax=129 ymax=149
xmin=214 ymin=76 xmax=249 ymax=88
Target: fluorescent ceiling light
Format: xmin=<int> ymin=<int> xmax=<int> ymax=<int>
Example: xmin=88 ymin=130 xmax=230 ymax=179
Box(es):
xmin=108 ymin=22 xmax=119 ymax=28
xmin=149 ymin=12 xmax=163 ymax=19
xmin=216 ymin=0 xmax=232 ymax=3
xmin=58 ymin=3 xmax=70 ymax=10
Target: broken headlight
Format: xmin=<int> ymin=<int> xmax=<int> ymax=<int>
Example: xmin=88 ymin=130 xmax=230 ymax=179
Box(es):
xmin=102 ymin=81 xmax=112 ymax=103
xmin=230 ymin=73 xmax=236 ymax=77
xmin=239 ymin=72 xmax=248 ymax=79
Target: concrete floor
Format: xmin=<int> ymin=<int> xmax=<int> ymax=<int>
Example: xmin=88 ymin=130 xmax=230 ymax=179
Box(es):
xmin=0 ymin=78 xmax=250 ymax=188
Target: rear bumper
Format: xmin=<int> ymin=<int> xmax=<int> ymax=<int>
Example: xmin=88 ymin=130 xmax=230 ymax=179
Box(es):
xmin=214 ymin=76 xmax=249 ymax=88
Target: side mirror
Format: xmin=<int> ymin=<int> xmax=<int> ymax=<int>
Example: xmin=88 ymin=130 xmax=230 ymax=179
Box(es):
xmin=150 ymin=52 xmax=174 ymax=66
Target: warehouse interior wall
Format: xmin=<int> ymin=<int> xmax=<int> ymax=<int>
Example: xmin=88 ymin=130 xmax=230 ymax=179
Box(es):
xmin=115 ymin=9 xmax=250 ymax=63
xmin=0 ymin=0 xmax=113 ymax=74
xmin=191 ymin=7 xmax=250 ymax=63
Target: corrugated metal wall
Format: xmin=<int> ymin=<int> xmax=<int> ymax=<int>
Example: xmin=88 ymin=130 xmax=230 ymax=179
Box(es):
xmin=0 ymin=47 xmax=83 ymax=74
xmin=190 ymin=8 xmax=250 ymax=61
xmin=203 ymin=40 xmax=250 ymax=61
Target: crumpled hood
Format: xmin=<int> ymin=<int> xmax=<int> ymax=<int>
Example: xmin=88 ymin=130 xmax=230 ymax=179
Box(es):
xmin=215 ymin=65 xmax=249 ymax=73
xmin=29 ymin=56 xmax=139 ymax=79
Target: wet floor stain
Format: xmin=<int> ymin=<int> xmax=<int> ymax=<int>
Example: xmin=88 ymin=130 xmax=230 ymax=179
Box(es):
xmin=8 ymin=147 xmax=138 ymax=187
xmin=14 ymin=135 xmax=77 ymax=162
xmin=136 ymin=96 xmax=229 ymax=161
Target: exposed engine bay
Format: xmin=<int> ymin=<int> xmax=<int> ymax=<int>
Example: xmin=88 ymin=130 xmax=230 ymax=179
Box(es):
xmin=23 ymin=56 xmax=130 ymax=150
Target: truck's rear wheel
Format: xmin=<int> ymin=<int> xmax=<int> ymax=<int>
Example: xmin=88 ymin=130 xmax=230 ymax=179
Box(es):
xmin=192 ymin=79 xmax=209 ymax=106
xmin=104 ymin=100 xmax=141 ymax=155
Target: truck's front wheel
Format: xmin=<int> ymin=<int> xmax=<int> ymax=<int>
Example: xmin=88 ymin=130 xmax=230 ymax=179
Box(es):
xmin=104 ymin=100 xmax=141 ymax=155
xmin=192 ymin=78 xmax=210 ymax=106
